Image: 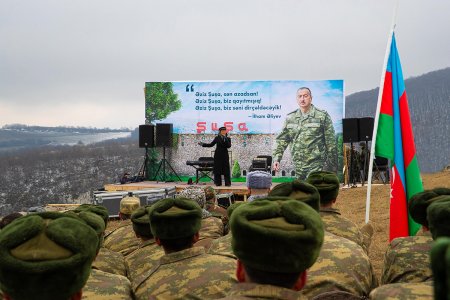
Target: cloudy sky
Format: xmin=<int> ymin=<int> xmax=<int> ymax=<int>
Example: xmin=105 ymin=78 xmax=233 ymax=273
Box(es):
xmin=1 ymin=0 xmax=449 ymax=129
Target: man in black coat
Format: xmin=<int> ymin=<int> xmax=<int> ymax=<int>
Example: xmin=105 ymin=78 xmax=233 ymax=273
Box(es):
xmin=198 ymin=127 xmax=232 ymax=186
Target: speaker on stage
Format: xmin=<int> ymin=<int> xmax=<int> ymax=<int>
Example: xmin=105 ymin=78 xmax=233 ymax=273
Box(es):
xmin=139 ymin=124 xmax=155 ymax=148
xmin=358 ymin=117 xmax=374 ymax=141
xmin=155 ymin=123 xmax=173 ymax=147
xmin=342 ymin=118 xmax=359 ymax=143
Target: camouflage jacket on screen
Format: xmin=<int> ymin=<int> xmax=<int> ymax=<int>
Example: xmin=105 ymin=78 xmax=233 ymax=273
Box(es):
xmin=134 ymin=246 xmax=237 ymax=300
xmin=300 ymin=231 xmax=378 ymax=299
xmin=220 ymin=282 xmax=306 ymax=300
xmin=273 ymin=105 xmax=338 ymax=179
xmin=381 ymin=233 xmax=433 ymax=284
xmin=320 ymin=207 xmax=368 ymax=252
xmin=103 ymin=220 xmax=140 ymax=256
xmin=369 ymin=281 xmax=433 ymax=300
xmin=124 ymin=239 xmax=164 ymax=291
xmin=92 ymin=247 xmax=127 ymax=276
xmin=208 ymin=233 xmax=236 ymax=259
xmin=82 ymin=268 xmax=133 ymax=300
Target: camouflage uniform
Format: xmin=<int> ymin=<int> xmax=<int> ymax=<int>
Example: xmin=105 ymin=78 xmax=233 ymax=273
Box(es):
xmin=369 ymin=281 xmax=433 ymax=300
xmin=300 ymin=231 xmax=377 ymax=299
xmin=381 ymin=233 xmax=433 ymax=284
xmin=320 ymin=207 xmax=368 ymax=253
xmin=208 ymin=206 xmax=229 ymax=234
xmin=273 ymin=104 xmax=338 ymax=179
xmin=103 ymin=220 xmax=140 ymax=256
xmin=208 ymin=233 xmax=236 ymax=259
xmin=83 ymin=268 xmax=133 ymax=300
xmin=92 ymin=247 xmax=127 ymax=276
xmin=134 ymin=246 xmax=237 ymax=300
xmin=220 ymin=282 xmax=306 ymax=300
xmin=124 ymin=239 xmax=164 ymax=290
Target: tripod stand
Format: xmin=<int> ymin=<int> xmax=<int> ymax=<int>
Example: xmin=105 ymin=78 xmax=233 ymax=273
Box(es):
xmin=153 ymin=146 xmax=182 ymax=182
xmin=137 ymin=146 xmax=150 ymax=181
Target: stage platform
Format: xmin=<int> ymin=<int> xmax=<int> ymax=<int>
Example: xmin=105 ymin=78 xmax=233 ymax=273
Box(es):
xmin=104 ymin=181 xmax=252 ymax=200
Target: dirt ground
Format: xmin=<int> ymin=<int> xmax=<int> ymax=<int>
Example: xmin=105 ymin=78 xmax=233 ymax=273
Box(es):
xmin=336 ymin=170 xmax=450 ymax=280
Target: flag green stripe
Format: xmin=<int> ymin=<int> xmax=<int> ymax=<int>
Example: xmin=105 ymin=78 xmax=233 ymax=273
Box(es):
xmin=375 ymin=113 xmax=394 ymax=160
xmin=406 ymin=155 xmax=423 ymax=236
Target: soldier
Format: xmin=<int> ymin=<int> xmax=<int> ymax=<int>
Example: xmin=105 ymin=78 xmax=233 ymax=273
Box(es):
xmin=0 ymin=211 xmax=98 ymax=300
xmin=221 ymin=198 xmax=324 ymax=299
xmin=103 ymin=193 xmax=142 ymax=256
xmin=204 ymin=186 xmax=229 ymax=234
xmin=369 ymin=281 xmax=433 ymax=300
xmin=246 ymin=170 xmax=272 ymax=202
xmin=272 ymin=87 xmax=338 ymax=180
xmin=381 ymin=188 xmax=450 ymax=284
xmin=430 ymin=237 xmax=450 ymax=300
xmin=0 ymin=212 xmax=23 ymax=230
xmin=268 ymin=180 xmax=377 ymax=298
xmin=125 ymin=206 xmax=164 ymax=290
xmin=178 ymin=186 xmax=224 ymax=251
xmin=134 ymin=197 xmax=237 ymax=299
xmin=306 ymin=171 xmax=371 ymax=252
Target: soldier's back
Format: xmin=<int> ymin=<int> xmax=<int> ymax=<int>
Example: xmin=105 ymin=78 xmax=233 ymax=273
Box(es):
xmin=381 ymin=234 xmax=433 ymax=284
xmin=134 ymin=246 xmax=237 ymax=300
xmin=300 ymin=232 xmax=377 ymax=299
xmin=208 ymin=233 xmax=236 ymax=259
xmin=92 ymin=247 xmax=127 ymax=276
xmin=103 ymin=220 xmax=140 ymax=256
xmin=124 ymin=239 xmax=164 ymax=290
xmin=369 ymin=281 xmax=433 ymax=300
xmin=220 ymin=282 xmax=306 ymax=300
xmin=83 ymin=268 xmax=133 ymax=300
xmin=200 ymin=216 xmax=224 ymax=239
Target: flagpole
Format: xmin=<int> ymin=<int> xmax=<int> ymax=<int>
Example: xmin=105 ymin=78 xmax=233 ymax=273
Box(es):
xmin=365 ymin=0 xmax=399 ymax=223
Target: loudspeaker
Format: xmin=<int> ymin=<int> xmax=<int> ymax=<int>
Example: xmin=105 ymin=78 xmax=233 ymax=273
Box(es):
xmin=139 ymin=124 xmax=155 ymax=148
xmin=156 ymin=123 xmax=173 ymax=147
xmin=342 ymin=118 xmax=359 ymax=143
xmin=358 ymin=117 xmax=374 ymax=141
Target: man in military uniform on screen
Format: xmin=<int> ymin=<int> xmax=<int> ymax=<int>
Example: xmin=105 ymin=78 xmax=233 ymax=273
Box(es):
xmin=273 ymin=87 xmax=338 ymax=179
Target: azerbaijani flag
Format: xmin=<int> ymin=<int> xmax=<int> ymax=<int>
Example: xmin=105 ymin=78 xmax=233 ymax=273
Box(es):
xmin=375 ymin=33 xmax=423 ymax=241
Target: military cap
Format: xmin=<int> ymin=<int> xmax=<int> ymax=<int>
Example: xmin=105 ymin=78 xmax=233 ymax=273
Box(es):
xmin=74 ymin=203 xmax=109 ymax=226
xmin=204 ymin=186 xmax=216 ymax=202
xmin=427 ymin=195 xmax=450 ymax=240
xmin=219 ymin=126 xmax=227 ymax=131
xmin=227 ymin=201 xmax=245 ymax=218
xmin=246 ymin=171 xmax=272 ymax=189
xmin=268 ymin=180 xmax=320 ymax=212
xmin=0 ymin=211 xmax=98 ymax=300
xmin=65 ymin=210 xmax=106 ymax=251
xmin=131 ymin=206 xmax=153 ymax=238
xmin=148 ymin=197 xmax=202 ymax=239
xmin=230 ymin=198 xmax=324 ymax=273
xmin=430 ymin=237 xmax=450 ymax=300
xmin=306 ymin=171 xmax=340 ymax=205
xmin=120 ymin=194 xmax=141 ymax=215
xmin=178 ymin=186 xmax=206 ymax=208
xmin=408 ymin=190 xmax=448 ymax=227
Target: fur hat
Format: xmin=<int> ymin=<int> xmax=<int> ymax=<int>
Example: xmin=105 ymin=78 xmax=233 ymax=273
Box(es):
xmin=149 ymin=198 xmax=202 ymax=239
xmin=246 ymin=171 xmax=272 ymax=189
xmin=74 ymin=204 xmax=109 ymax=226
xmin=268 ymin=180 xmax=320 ymax=212
xmin=131 ymin=206 xmax=153 ymax=238
xmin=230 ymin=198 xmax=324 ymax=273
xmin=65 ymin=210 xmax=105 ymax=251
xmin=204 ymin=186 xmax=216 ymax=202
xmin=306 ymin=171 xmax=340 ymax=205
xmin=0 ymin=212 xmax=98 ymax=300
xmin=427 ymin=196 xmax=450 ymax=240
xmin=227 ymin=201 xmax=245 ymax=218
xmin=178 ymin=186 xmax=206 ymax=208
xmin=120 ymin=195 xmax=141 ymax=215
xmin=409 ymin=189 xmax=450 ymax=227
xmin=430 ymin=237 xmax=450 ymax=300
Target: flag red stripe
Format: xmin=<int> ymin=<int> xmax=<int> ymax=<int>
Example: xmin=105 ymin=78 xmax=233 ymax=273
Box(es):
xmin=380 ymin=72 xmax=394 ymax=116
xmin=390 ymin=165 xmax=409 ymax=241
xmin=399 ymin=92 xmax=416 ymax=166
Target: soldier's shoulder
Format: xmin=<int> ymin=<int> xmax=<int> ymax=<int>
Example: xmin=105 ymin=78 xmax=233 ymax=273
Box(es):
xmin=312 ymin=106 xmax=332 ymax=118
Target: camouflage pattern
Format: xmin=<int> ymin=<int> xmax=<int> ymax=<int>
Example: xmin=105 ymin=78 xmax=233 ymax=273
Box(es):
xmin=273 ymin=104 xmax=338 ymax=179
xmin=300 ymin=231 xmax=377 ymax=299
xmin=247 ymin=194 xmax=268 ymax=202
xmin=103 ymin=220 xmax=140 ymax=256
xmin=320 ymin=207 xmax=368 ymax=252
xmin=369 ymin=281 xmax=433 ymax=300
xmin=83 ymin=268 xmax=133 ymax=300
xmin=208 ymin=233 xmax=236 ymax=259
xmin=381 ymin=234 xmax=433 ymax=284
xmin=92 ymin=247 xmax=127 ymax=276
xmin=200 ymin=216 xmax=224 ymax=240
xmin=220 ymin=282 xmax=306 ymax=300
xmin=208 ymin=205 xmax=229 ymax=234
xmin=124 ymin=239 xmax=164 ymax=290
xmin=134 ymin=246 xmax=237 ymax=299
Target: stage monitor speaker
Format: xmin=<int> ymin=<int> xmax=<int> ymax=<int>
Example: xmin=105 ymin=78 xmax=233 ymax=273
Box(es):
xmin=139 ymin=124 xmax=155 ymax=148
xmin=342 ymin=118 xmax=359 ymax=143
xmin=358 ymin=117 xmax=374 ymax=141
xmin=156 ymin=123 xmax=173 ymax=147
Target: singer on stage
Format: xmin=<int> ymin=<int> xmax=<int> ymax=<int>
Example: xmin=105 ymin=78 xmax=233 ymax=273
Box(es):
xmin=198 ymin=126 xmax=231 ymax=186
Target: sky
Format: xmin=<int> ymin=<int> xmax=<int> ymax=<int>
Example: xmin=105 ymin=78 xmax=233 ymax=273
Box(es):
xmin=1 ymin=0 xmax=449 ymax=129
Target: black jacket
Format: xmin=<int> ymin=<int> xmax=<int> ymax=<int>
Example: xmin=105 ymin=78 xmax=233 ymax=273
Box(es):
xmin=202 ymin=135 xmax=231 ymax=174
